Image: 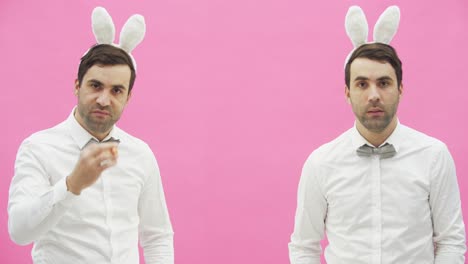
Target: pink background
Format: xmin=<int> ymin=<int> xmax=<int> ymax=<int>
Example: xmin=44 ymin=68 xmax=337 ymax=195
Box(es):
xmin=1 ymin=0 xmax=467 ymax=263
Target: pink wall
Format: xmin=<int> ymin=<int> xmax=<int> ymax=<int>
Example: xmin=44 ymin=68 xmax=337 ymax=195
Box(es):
xmin=1 ymin=0 xmax=467 ymax=263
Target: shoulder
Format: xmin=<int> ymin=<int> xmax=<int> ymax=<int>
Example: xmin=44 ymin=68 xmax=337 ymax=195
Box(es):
xmin=21 ymin=120 xmax=69 ymax=148
xmin=399 ymin=124 xmax=447 ymax=151
xmin=304 ymin=128 xmax=353 ymax=167
xmin=397 ymin=124 xmax=453 ymax=169
xmin=309 ymin=128 xmax=353 ymax=160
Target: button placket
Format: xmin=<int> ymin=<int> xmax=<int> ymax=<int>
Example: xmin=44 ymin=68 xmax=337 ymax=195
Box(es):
xmin=370 ymin=155 xmax=382 ymax=263
xmin=102 ymin=173 xmax=115 ymax=260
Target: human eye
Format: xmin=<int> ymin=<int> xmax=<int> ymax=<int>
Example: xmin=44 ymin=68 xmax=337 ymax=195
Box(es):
xmin=379 ymin=80 xmax=391 ymax=88
xmin=112 ymin=87 xmax=123 ymax=94
xmin=89 ymin=82 xmax=101 ymax=90
xmin=356 ymin=81 xmax=367 ymax=89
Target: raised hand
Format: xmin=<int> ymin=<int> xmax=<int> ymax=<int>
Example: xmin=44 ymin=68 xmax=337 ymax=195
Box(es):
xmin=66 ymin=142 xmax=119 ymax=195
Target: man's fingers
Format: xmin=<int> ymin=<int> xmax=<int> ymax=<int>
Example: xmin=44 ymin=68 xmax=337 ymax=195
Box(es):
xmin=99 ymin=158 xmax=117 ymax=168
xmin=110 ymin=146 xmax=118 ymax=156
xmin=84 ymin=142 xmax=119 ymax=158
xmin=94 ymin=142 xmax=119 ymax=154
xmin=95 ymin=149 xmax=118 ymax=168
xmin=79 ymin=142 xmax=119 ymax=171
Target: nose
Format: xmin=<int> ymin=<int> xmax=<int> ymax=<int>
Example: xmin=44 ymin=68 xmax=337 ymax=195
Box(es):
xmin=367 ymin=84 xmax=380 ymax=103
xmin=96 ymin=91 xmax=111 ymax=106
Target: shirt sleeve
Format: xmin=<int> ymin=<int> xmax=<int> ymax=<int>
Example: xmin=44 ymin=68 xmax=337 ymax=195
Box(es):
xmin=429 ymin=143 xmax=466 ymax=264
xmin=8 ymin=140 xmax=78 ymax=245
xmin=289 ymin=153 xmax=327 ymax=264
xmin=138 ymin=148 xmax=174 ymax=264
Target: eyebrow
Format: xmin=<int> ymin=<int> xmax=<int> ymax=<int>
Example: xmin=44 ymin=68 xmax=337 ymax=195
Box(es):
xmin=87 ymin=79 xmax=128 ymax=91
xmin=87 ymin=79 xmax=103 ymax=86
xmin=353 ymin=76 xmax=394 ymax=82
xmin=353 ymin=76 xmax=369 ymax=82
xmin=376 ymin=76 xmax=393 ymax=82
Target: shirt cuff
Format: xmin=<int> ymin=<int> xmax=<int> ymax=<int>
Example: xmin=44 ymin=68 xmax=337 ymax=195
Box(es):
xmin=53 ymin=177 xmax=78 ymax=207
xmin=435 ymin=254 xmax=465 ymax=264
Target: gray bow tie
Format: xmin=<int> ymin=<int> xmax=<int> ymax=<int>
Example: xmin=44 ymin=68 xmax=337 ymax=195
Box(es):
xmin=356 ymin=143 xmax=396 ymax=159
xmin=83 ymin=137 xmax=120 ymax=149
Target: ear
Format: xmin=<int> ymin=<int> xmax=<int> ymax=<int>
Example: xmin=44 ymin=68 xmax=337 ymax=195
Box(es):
xmin=92 ymin=7 xmax=115 ymax=44
xmin=373 ymin=6 xmax=400 ymax=44
xmin=119 ymin=14 xmax=146 ymax=53
xmin=74 ymin=79 xmax=80 ymax=96
xmin=345 ymin=6 xmax=368 ymax=48
xmin=398 ymin=83 xmax=403 ymax=97
xmin=345 ymin=85 xmax=351 ymax=104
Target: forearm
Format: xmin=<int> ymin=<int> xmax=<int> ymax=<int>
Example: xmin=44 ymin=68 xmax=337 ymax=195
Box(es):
xmin=433 ymin=213 xmax=466 ymax=264
xmin=433 ymin=226 xmax=466 ymax=264
xmin=430 ymin=145 xmax=466 ymax=264
xmin=288 ymin=241 xmax=322 ymax=264
xmin=8 ymin=177 xmax=76 ymax=245
xmin=289 ymin=154 xmax=327 ymax=264
xmin=141 ymin=229 xmax=174 ymax=264
xmin=289 ymin=208 xmax=323 ymax=264
xmin=138 ymin=149 xmax=174 ymax=263
xmin=139 ymin=199 xmax=174 ymax=264
xmin=434 ymin=252 xmax=465 ymax=264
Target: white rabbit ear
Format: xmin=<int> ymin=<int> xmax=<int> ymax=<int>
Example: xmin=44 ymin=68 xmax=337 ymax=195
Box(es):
xmin=373 ymin=6 xmax=400 ymax=44
xmin=345 ymin=6 xmax=368 ymax=48
xmin=92 ymin=7 xmax=115 ymax=44
xmin=119 ymin=14 xmax=146 ymax=53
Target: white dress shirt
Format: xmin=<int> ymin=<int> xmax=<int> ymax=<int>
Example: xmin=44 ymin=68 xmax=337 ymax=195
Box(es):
xmin=8 ymin=109 xmax=174 ymax=264
xmin=289 ymin=122 xmax=466 ymax=264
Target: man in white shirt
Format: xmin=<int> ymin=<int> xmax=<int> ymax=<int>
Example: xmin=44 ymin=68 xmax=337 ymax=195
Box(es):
xmin=288 ymin=43 xmax=466 ymax=263
xmin=8 ymin=43 xmax=174 ymax=263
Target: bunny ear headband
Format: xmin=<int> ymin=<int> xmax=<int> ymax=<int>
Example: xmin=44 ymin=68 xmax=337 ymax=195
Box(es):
xmin=89 ymin=6 xmax=146 ymax=70
xmin=344 ymin=5 xmax=400 ymax=65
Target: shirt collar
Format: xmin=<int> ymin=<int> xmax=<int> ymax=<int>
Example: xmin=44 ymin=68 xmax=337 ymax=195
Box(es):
xmin=351 ymin=119 xmax=402 ymax=153
xmin=67 ymin=107 xmax=120 ymax=149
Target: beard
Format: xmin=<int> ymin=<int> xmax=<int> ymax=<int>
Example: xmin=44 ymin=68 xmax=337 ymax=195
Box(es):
xmin=77 ymin=104 xmax=118 ymax=135
xmin=354 ymin=101 xmax=399 ymax=133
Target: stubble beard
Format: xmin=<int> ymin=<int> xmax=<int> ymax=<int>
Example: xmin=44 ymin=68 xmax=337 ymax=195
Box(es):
xmin=359 ymin=113 xmax=393 ymax=133
xmin=78 ymin=104 xmax=117 ymax=135
xmin=356 ymin=102 xmax=399 ymax=133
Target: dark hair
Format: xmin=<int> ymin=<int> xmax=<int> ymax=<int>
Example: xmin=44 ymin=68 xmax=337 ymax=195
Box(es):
xmin=345 ymin=43 xmax=402 ymax=88
xmin=77 ymin=44 xmax=136 ymax=92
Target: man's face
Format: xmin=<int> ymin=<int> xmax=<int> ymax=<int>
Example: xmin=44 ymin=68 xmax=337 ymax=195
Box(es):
xmin=345 ymin=58 xmax=402 ymax=134
xmin=74 ymin=64 xmax=132 ymax=139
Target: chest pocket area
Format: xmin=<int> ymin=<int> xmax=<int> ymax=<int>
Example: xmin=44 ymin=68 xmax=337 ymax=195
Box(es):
xmin=326 ymin=190 xmax=373 ymax=228
xmin=104 ymin=167 xmax=143 ymax=223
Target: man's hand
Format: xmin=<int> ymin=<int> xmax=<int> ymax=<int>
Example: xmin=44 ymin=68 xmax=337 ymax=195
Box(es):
xmin=66 ymin=142 xmax=119 ymax=195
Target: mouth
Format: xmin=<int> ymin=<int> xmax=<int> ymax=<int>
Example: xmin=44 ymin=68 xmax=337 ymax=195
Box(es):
xmin=367 ymin=107 xmax=384 ymax=116
xmin=91 ymin=109 xmax=110 ymax=117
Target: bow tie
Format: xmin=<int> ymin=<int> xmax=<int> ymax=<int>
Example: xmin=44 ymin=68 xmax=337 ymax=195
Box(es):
xmin=83 ymin=137 xmax=120 ymax=149
xmin=356 ymin=143 xmax=396 ymax=159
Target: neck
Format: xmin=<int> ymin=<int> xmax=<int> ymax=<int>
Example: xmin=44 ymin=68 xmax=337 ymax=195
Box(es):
xmin=356 ymin=117 xmax=398 ymax=147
